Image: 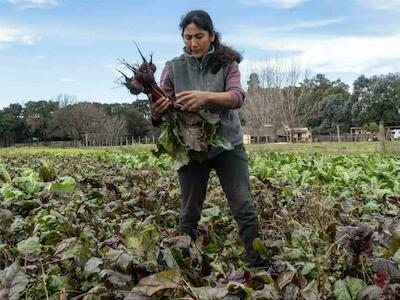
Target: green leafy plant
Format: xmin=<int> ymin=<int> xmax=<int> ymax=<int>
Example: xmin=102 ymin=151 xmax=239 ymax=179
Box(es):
xmin=0 ymin=150 xmax=399 ymax=298
xmin=118 ymin=46 xmax=232 ymax=169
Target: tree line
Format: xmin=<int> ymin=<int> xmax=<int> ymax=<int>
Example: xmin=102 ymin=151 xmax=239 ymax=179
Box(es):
xmin=242 ymin=59 xmax=400 ymax=137
xmin=1 ymin=69 xmax=399 ymax=146
xmin=0 ymin=94 xmax=152 ymax=147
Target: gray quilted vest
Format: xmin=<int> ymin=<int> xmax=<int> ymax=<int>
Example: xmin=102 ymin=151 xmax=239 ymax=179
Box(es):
xmin=166 ymin=48 xmax=243 ymax=156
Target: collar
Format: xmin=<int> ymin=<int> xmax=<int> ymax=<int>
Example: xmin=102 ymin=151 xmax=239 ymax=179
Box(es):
xmin=183 ymin=45 xmax=215 ymax=69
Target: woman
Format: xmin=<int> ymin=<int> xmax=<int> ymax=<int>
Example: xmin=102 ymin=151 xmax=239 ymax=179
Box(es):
xmin=150 ymin=10 xmax=265 ymax=268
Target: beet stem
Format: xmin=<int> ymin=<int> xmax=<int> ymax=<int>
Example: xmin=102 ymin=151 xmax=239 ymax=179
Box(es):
xmin=133 ymin=41 xmax=147 ymax=63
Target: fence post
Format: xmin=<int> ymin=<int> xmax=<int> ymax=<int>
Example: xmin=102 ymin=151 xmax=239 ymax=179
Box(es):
xmin=336 ymin=124 xmax=341 ymax=142
xmin=379 ymin=121 xmax=386 ymax=153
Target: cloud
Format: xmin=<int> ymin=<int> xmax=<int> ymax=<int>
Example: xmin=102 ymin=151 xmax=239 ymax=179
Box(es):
xmin=360 ymin=0 xmax=400 ymax=11
xmin=2 ymin=0 xmax=59 ymax=8
xmin=228 ymin=24 xmax=400 ymax=77
xmin=297 ymin=35 xmax=400 ymax=74
xmin=25 ymin=23 xmax=180 ymax=44
xmin=236 ymin=17 xmax=343 ymax=34
xmin=60 ymin=77 xmax=76 ymax=82
xmin=0 ymin=25 xmax=38 ymax=46
xmin=239 ymin=0 xmax=309 ymax=8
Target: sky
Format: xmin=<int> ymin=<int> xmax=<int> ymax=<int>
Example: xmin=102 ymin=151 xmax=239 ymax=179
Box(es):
xmin=0 ymin=0 xmax=399 ymax=109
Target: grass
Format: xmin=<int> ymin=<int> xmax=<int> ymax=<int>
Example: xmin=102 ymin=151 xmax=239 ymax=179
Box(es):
xmin=246 ymin=140 xmax=400 ymax=154
xmin=1 ymin=141 xmax=400 ymax=156
xmin=0 ymin=144 xmax=156 ymax=156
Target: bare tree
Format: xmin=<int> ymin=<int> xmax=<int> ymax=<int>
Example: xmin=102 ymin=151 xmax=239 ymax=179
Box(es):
xmin=46 ymin=102 xmax=128 ymax=144
xmin=242 ymin=72 xmax=276 ymax=137
xmin=242 ymin=58 xmax=315 ymax=140
xmin=98 ymin=115 xmax=128 ymax=143
xmin=54 ymin=94 xmax=77 ymax=108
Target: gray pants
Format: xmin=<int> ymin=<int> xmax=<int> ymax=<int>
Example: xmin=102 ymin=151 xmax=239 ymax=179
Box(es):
xmin=177 ymin=146 xmax=264 ymax=267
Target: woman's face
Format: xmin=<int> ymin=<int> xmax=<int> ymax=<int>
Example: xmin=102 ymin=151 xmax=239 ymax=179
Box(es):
xmin=183 ymin=23 xmax=214 ymax=59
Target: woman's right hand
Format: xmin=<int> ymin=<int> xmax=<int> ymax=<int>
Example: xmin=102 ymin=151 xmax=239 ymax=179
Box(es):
xmin=149 ymin=95 xmax=170 ymax=121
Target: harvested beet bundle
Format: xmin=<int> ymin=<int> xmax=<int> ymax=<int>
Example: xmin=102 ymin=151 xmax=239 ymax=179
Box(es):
xmin=118 ymin=43 xmax=169 ymax=103
xmin=118 ymin=44 xmax=232 ymax=169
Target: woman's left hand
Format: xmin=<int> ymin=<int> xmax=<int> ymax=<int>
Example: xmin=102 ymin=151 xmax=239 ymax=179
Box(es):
xmin=176 ymin=91 xmax=209 ymax=112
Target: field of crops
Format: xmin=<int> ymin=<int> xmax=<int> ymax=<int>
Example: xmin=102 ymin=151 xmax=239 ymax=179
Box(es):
xmin=1 ymin=146 xmax=400 ymax=299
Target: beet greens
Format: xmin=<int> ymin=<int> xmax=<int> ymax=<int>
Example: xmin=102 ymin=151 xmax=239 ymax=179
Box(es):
xmin=118 ymin=44 xmax=232 ymax=169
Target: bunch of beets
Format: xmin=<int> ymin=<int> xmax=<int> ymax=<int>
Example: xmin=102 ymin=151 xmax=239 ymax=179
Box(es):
xmin=118 ymin=44 xmax=232 ymax=169
xmin=118 ymin=44 xmax=178 ymax=110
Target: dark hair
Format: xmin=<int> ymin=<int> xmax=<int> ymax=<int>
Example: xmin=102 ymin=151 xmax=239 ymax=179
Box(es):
xmin=179 ymin=10 xmax=242 ymax=73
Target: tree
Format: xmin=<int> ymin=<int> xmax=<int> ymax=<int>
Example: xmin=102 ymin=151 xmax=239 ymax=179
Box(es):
xmin=54 ymin=94 xmax=77 ymax=108
xmin=102 ymin=101 xmax=151 ymax=137
xmin=132 ymin=99 xmax=150 ymax=119
xmin=314 ymin=93 xmax=349 ymax=134
xmin=46 ymin=102 xmax=129 ymax=143
xmin=103 ymin=100 xmax=149 ymax=118
xmin=0 ymin=104 xmax=26 ymax=146
xmin=123 ymin=108 xmax=151 ymax=137
xmin=350 ymin=73 xmax=400 ymax=126
xmin=24 ymin=100 xmax=59 ymax=141
xmin=242 ymin=58 xmax=314 ymax=139
xmin=100 ymin=115 xmax=128 ymax=142
xmin=303 ymin=74 xmax=350 ymax=131
xmin=46 ymin=102 xmax=107 ymax=141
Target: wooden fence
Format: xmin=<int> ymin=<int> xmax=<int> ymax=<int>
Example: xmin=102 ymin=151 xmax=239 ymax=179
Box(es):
xmin=10 ymin=136 xmax=157 ymax=148
xmin=312 ymin=133 xmax=378 ymax=143
xmin=2 ymin=133 xmax=394 ymax=148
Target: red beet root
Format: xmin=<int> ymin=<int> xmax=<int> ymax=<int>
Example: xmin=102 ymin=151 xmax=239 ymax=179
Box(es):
xmin=118 ymin=42 xmax=172 ymax=105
